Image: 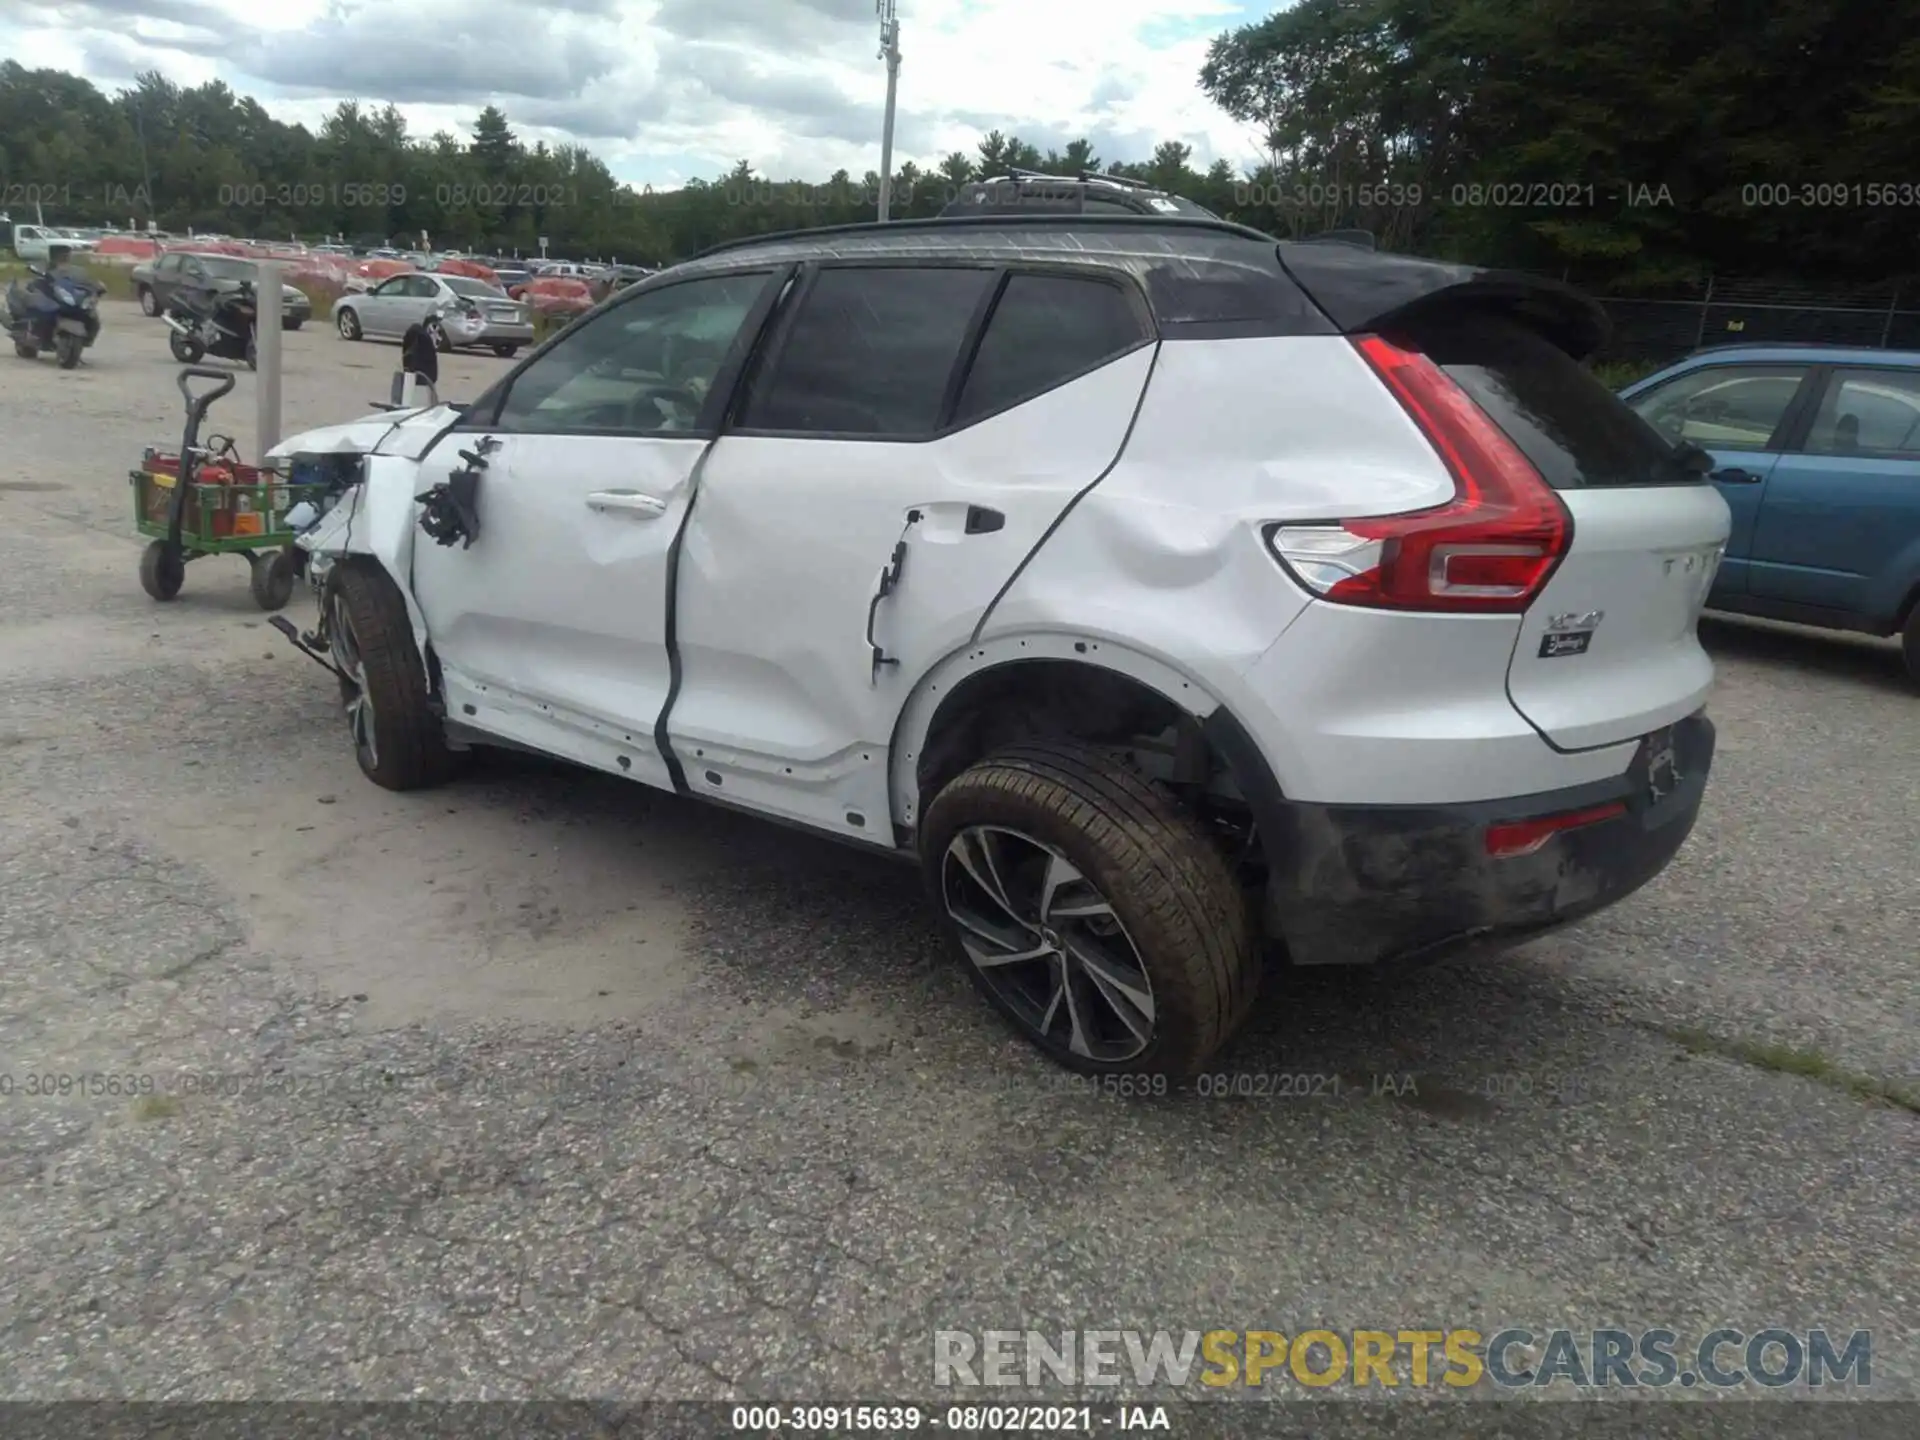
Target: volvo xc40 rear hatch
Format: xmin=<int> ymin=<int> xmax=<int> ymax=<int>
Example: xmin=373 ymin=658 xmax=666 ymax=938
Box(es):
xmin=1271 ymin=245 xmax=1731 ymax=752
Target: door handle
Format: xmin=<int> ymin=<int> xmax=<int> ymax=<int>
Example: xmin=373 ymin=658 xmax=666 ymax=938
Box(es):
xmin=586 ymin=490 xmax=669 ymax=517
xmin=1710 ymin=467 xmax=1763 ymax=484
xmin=963 ymin=505 xmax=1005 ymax=534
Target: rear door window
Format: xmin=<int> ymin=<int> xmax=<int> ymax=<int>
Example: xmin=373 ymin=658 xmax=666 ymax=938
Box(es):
xmin=952 ymin=272 xmax=1150 ymax=426
xmin=1800 ymin=369 xmax=1920 ymax=457
xmin=1399 ymin=311 xmax=1714 ymax=488
xmin=737 ymin=266 xmax=995 ymax=438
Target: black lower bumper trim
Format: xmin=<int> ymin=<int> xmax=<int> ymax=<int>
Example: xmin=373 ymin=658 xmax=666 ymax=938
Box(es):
xmin=1207 ymin=710 xmax=1715 ymax=968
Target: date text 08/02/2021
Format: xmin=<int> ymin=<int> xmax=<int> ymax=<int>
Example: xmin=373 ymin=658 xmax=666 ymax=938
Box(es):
xmin=729 ymin=1406 xmax=1171 ymax=1433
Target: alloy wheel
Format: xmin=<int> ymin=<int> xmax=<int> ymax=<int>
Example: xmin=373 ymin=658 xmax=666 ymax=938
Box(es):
xmin=941 ymin=825 xmax=1157 ymax=1063
xmin=328 ymin=591 xmax=377 ymax=770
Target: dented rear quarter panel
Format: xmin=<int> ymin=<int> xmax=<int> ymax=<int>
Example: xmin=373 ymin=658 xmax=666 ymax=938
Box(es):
xmin=979 ymin=335 xmax=1458 ymax=798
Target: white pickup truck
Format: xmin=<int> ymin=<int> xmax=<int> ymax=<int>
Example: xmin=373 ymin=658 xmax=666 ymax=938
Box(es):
xmin=10 ymin=223 xmax=100 ymax=263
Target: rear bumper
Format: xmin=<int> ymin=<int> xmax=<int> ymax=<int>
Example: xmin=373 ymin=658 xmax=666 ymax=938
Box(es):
xmin=448 ymin=320 xmax=535 ymax=346
xmin=1223 ymin=711 xmax=1714 ymax=967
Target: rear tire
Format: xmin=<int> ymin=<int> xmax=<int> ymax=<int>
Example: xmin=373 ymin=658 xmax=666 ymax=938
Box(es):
xmin=1902 ymin=606 xmax=1920 ymax=689
xmin=325 ymin=563 xmax=459 ymax=790
xmin=139 ymin=286 xmax=159 ymax=317
xmin=919 ymin=739 xmax=1260 ymax=1077
xmin=337 ymin=308 xmax=362 ymax=341
xmin=168 ymin=330 xmax=203 ymax=364
xmin=283 ymin=318 xmax=304 ymax=331
xmin=139 ymin=541 xmax=184 ymax=601
xmin=245 ymin=329 xmax=257 ymax=370
xmin=54 ymin=333 xmax=82 ymax=369
xmin=491 ymin=343 xmax=519 ymax=358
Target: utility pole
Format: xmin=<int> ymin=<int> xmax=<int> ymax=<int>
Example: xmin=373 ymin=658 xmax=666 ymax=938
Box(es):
xmin=876 ymin=0 xmax=902 ymax=222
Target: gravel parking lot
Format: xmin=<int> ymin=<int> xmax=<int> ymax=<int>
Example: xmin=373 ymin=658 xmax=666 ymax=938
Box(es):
xmin=1 ymin=308 xmax=1915 ymax=1407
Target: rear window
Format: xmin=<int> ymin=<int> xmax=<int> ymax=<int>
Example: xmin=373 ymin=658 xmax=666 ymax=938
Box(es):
xmin=1396 ymin=312 xmax=1701 ymax=488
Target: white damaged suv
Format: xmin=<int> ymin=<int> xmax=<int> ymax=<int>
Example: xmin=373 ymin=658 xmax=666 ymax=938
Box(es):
xmin=270 ymin=215 xmax=1729 ymax=1076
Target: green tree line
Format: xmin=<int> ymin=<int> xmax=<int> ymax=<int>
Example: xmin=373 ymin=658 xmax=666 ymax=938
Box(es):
xmin=3 ymin=0 xmax=1915 ymax=288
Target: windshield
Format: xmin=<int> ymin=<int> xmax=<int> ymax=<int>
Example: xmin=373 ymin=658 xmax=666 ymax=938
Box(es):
xmin=442 ymin=277 xmax=505 ymax=299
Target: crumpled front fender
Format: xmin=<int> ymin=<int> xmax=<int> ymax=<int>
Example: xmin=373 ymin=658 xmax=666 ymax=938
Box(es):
xmin=297 ymin=454 xmax=430 ymax=660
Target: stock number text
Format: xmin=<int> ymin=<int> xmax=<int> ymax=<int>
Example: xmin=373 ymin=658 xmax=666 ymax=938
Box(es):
xmin=219 ymin=182 xmax=404 ymax=208
xmin=1236 ymin=182 xmax=1422 ymax=208
xmin=1743 ymin=182 xmax=1920 ymax=207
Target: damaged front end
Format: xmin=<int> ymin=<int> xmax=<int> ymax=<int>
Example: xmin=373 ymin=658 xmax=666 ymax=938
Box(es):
xmin=262 ymin=402 xmax=474 ymax=671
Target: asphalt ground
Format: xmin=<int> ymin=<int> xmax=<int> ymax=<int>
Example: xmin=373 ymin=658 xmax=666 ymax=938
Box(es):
xmin=1 ymin=311 xmax=1914 ymax=1416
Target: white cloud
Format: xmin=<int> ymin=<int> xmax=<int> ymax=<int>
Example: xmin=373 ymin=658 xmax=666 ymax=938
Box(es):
xmin=0 ymin=0 xmax=1278 ymax=186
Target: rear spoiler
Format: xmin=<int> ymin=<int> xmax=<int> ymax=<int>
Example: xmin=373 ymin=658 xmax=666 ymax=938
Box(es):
xmin=1274 ymin=243 xmax=1610 ymax=361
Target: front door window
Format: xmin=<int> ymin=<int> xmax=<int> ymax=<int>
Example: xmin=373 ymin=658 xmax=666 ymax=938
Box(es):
xmin=494 ymin=272 xmax=772 ymax=435
xmin=1626 ymin=365 xmax=1810 ymax=450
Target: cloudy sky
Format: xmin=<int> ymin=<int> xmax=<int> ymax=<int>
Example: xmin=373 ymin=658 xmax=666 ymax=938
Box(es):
xmin=0 ymin=0 xmax=1278 ymax=188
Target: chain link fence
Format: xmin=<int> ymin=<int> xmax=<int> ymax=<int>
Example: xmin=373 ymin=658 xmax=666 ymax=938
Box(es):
xmin=1584 ymin=278 xmax=1920 ymax=367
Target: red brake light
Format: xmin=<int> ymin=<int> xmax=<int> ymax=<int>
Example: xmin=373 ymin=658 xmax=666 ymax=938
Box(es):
xmin=1266 ymin=334 xmax=1571 ymax=614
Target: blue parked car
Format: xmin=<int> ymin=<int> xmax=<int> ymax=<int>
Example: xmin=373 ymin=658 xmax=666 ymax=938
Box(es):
xmin=1619 ymin=344 xmax=1920 ymax=684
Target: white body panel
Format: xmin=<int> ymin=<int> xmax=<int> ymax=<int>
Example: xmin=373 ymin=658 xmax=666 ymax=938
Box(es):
xmin=978 ymin=336 xmax=1588 ymax=807
xmin=408 ymin=434 xmax=708 ymax=793
xmin=670 ymin=347 xmax=1155 ymax=839
xmin=266 ymin=405 xmax=455 ymax=463
xmin=1506 ymin=485 xmax=1732 ymax=750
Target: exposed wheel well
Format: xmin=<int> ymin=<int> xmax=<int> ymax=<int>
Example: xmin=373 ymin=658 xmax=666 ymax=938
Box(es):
xmin=912 ymin=659 xmax=1269 ymax=883
xmin=1897 ymin=580 xmax=1920 ymax=634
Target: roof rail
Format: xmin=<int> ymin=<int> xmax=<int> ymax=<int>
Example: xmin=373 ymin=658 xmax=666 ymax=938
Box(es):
xmin=690 ymin=211 xmax=1277 ymax=260
xmin=976 ymin=168 xmax=1159 ymax=193
xmin=1298 ymin=229 xmax=1377 ymax=251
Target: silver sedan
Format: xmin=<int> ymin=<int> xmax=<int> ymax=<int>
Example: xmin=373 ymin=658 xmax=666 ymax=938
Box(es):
xmin=331 ymin=273 xmax=536 ymax=358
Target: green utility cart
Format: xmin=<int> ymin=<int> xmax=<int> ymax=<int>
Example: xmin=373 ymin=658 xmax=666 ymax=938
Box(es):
xmin=130 ymin=368 xmax=326 ymax=611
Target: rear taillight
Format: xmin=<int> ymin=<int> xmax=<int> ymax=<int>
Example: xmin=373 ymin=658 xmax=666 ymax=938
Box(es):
xmin=1266 ymin=334 xmax=1571 ymax=614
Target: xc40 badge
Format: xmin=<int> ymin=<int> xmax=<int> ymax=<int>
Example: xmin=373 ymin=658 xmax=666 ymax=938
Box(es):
xmin=1539 ymin=609 xmax=1604 ymax=659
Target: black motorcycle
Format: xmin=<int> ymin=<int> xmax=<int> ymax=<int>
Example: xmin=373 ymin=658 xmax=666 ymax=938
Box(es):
xmin=163 ymin=277 xmax=258 ymax=370
xmin=5 ymin=263 xmax=104 ymax=369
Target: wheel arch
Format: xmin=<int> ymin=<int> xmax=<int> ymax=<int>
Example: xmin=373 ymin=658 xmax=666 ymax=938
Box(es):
xmin=887 ymin=633 xmax=1285 ymax=841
